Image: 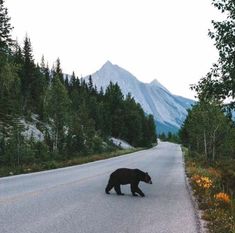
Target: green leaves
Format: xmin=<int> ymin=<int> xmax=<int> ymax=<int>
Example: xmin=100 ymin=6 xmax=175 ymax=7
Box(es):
xmin=193 ymin=0 xmax=235 ymax=106
xmin=180 ymin=101 xmax=234 ymax=160
xmin=0 ymin=59 xmax=21 ymax=118
xmin=183 ymin=0 xmax=235 ymax=162
xmin=44 ymin=75 xmax=71 ymax=152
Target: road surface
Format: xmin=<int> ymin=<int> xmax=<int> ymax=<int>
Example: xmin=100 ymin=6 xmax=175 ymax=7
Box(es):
xmin=0 ymin=141 xmax=199 ymax=233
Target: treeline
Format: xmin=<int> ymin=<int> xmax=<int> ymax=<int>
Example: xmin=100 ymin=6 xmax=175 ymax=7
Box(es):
xmin=158 ymin=132 xmax=180 ymax=143
xmin=180 ymin=101 xmax=235 ymax=160
xmin=0 ymin=0 xmax=156 ymax=169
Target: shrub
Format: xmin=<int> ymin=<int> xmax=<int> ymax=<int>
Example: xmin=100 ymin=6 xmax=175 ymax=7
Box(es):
xmin=205 ymin=208 xmax=234 ymax=233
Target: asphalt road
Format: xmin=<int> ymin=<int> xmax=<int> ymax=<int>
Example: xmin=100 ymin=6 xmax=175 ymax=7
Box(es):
xmin=0 ymin=141 xmax=199 ymax=233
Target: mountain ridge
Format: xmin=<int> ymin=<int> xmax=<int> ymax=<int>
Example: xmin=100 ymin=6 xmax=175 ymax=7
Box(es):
xmin=84 ymin=61 xmax=195 ymax=134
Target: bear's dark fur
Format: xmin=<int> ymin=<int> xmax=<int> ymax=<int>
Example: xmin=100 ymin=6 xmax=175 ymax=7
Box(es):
xmin=105 ymin=168 xmax=152 ymax=197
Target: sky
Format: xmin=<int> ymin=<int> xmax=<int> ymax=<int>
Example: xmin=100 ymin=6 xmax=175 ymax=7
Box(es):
xmin=6 ymin=0 xmax=222 ymax=100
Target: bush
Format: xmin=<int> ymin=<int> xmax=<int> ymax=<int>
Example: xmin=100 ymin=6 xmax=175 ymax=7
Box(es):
xmin=205 ymin=209 xmax=234 ymax=233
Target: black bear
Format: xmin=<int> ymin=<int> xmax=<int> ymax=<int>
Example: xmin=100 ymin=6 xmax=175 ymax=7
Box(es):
xmin=105 ymin=168 xmax=152 ymax=197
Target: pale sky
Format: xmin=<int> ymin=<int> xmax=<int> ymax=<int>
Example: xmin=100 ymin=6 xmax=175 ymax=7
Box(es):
xmin=6 ymin=0 xmax=222 ymax=100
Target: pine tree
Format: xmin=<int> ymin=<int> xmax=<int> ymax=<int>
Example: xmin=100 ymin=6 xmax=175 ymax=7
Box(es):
xmin=142 ymin=114 xmax=156 ymax=147
xmin=88 ymin=75 xmax=93 ymax=91
xmin=21 ymin=35 xmax=36 ymax=112
xmin=77 ymin=101 xmax=96 ymax=154
xmin=66 ymin=112 xmax=84 ymax=155
xmin=40 ymin=55 xmax=50 ymax=85
xmin=0 ymin=61 xmax=21 ymax=162
xmin=66 ymin=71 xmax=76 ymax=95
xmin=0 ymin=0 xmax=13 ymax=52
xmin=0 ymin=61 xmax=21 ymax=120
xmin=44 ymin=75 xmax=71 ymax=153
xmin=105 ymin=82 xmax=124 ymax=137
xmin=12 ymin=40 xmax=24 ymax=65
xmin=54 ymin=58 xmax=64 ymax=84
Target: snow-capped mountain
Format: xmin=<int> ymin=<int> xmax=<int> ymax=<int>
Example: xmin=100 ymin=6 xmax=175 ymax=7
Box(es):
xmin=84 ymin=61 xmax=195 ymax=134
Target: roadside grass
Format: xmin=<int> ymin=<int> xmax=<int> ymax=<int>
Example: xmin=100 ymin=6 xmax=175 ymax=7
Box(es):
xmin=0 ymin=147 xmax=143 ymax=178
xmin=182 ymin=147 xmax=235 ymax=233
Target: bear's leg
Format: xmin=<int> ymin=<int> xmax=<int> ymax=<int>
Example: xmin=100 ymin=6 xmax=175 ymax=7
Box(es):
xmin=114 ymin=184 xmax=124 ymax=195
xmin=132 ymin=183 xmax=145 ymax=197
xmin=105 ymin=179 xmax=114 ymax=194
xmin=130 ymin=184 xmax=138 ymax=196
xmin=136 ymin=187 xmax=145 ymax=197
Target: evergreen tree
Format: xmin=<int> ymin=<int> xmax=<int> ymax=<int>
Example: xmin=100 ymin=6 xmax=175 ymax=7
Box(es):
xmin=121 ymin=93 xmax=141 ymax=145
xmin=21 ymin=35 xmax=36 ymax=112
xmin=88 ymin=75 xmax=93 ymax=91
xmin=159 ymin=133 xmax=166 ymax=141
xmin=64 ymin=74 xmax=69 ymax=92
xmin=44 ymin=75 xmax=71 ymax=153
xmin=99 ymin=87 xmax=104 ymax=98
xmin=0 ymin=61 xmax=21 ymax=123
xmin=40 ymin=55 xmax=50 ymax=85
xmin=74 ymin=101 xmax=96 ymax=154
xmin=12 ymin=40 xmax=24 ymax=65
xmin=105 ymin=82 xmax=124 ymax=137
xmin=67 ymin=71 xmax=76 ymax=95
xmin=0 ymin=0 xmax=13 ymax=52
xmin=54 ymin=58 xmax=64 ymax=84
xmin=66 ymin=112 xmax=85 ymax=155
xmin=143 ymin=114 xmax=156 ymax=146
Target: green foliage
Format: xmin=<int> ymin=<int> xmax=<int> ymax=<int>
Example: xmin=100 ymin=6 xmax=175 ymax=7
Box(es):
xmin=159 ymin=132 xmax=180 ymax=143
xmin=104 ymin=82 xmax=124 ymax=138
xmin=192 ymin=0 xmax=235 ymax=108
xmin=206 ymin=208 xmax=234 ymax=233
xmin=180 ymin=101 xmax=234 ymax=160
xmin=0 ymin=60 xmax=21 ymax=118
xmin=21 ymin=36 xmax=47 ymax=114
xmin=0 ymin=0 xmax=13 ymax=52
xmin=44 ymin=75 xmax=71 ymax=153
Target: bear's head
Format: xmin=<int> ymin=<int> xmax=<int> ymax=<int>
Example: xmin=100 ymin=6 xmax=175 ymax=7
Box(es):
xmin=144 ymin=173 xmax=152 ymax=184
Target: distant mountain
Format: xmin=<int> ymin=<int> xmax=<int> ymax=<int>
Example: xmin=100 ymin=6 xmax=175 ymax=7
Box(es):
xmin=84 ymin=61 xmax=195 ymax=134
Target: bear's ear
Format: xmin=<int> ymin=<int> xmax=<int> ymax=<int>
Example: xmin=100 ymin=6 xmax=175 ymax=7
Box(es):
xmin=145 ymin=172 xmax=148 ymax=175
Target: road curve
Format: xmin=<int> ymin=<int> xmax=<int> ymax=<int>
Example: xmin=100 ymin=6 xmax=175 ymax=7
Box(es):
xmin=0 ymin=141 xmax=199 ymax=233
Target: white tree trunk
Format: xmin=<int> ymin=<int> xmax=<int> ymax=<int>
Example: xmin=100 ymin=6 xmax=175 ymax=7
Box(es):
xmin=203 ymin=130 xmax=207 ymax=159
xmin=212 ymin=125 xmax=219 ymax=161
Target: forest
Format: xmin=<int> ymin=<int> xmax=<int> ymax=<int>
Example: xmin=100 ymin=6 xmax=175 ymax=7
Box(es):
xmin=0 ymin=0 xmax=156 ymax=175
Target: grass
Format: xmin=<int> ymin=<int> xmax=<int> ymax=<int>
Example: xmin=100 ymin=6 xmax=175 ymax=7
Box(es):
xmin=0 ymin=147 xmax=143 ymax=178
xmin=183 ymin=147 xmax=235 ymax=233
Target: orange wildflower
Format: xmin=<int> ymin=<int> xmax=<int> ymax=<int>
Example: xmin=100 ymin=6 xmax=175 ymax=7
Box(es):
xmin=191 ymin=175 xmax=213 ymax=189
xmin=214 ymin=192 xmax=230 ymax=203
